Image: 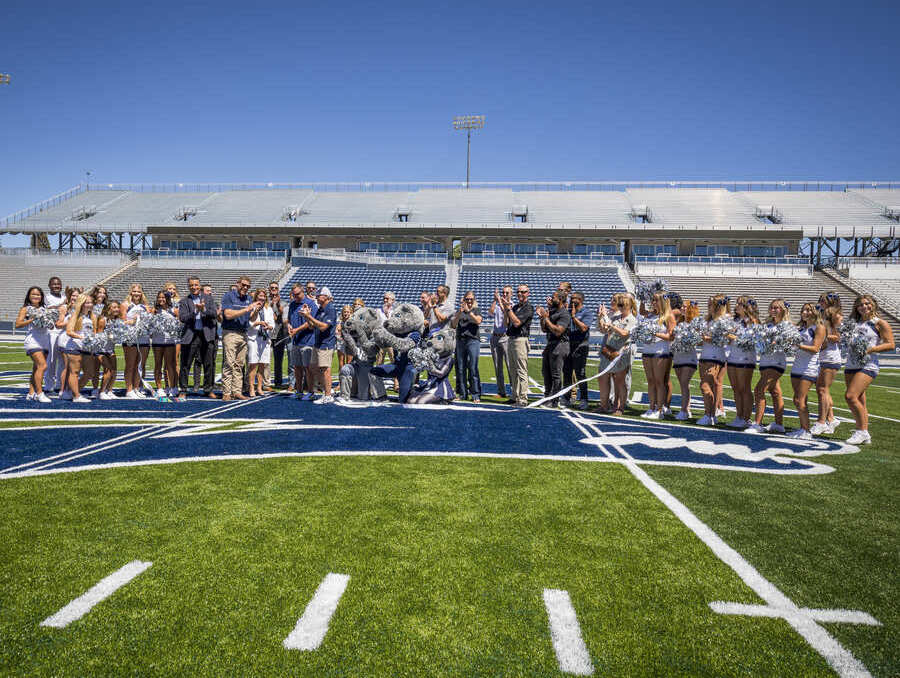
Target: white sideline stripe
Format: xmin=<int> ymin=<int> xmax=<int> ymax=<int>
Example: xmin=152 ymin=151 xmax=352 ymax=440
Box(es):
xmin=710 ymin=602 xmax=881 ymax=626
xmin=40 ymin=560 xmax=152 ymax=628
xmin=0 ymin=395 xmax=270 ymax=475
xmin=543 ymin=589 xmax=594 ymax=675
xmin=283 ymin=573 xmax=350 ymax=651
xmin=568 ymin=412 xmax=875 ymax=678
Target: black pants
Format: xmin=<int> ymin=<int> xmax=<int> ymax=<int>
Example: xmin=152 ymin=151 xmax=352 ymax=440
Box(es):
xmin=563 ymin=343 xmax=589 ymax=402
xmin=180 ymin=335 xmax=216 ymax=393
xmin=271 ymin=326 xmax=287 ymax=387
xmin=541 ymin=341 xmax=569 ymax=405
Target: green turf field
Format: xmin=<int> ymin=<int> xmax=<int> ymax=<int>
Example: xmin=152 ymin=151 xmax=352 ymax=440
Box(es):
xmin=0 ymin=341 xmax=897 ymax=676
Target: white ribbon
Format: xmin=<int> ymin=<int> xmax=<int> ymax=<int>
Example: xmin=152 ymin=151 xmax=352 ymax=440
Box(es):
xmin=527 ymin=347 xmax=630 ymax=408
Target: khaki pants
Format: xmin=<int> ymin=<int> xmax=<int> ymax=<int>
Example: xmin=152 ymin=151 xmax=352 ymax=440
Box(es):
xmin=222 ymin=331 xmax=248 ymax=396
xmin=508 ymin=336 xmax=530 ymax=405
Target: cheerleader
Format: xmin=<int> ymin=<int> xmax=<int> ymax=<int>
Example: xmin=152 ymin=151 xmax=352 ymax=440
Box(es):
xmin=90 ymin=285 xmax=108 ymax=315
xmin=596 ymin=293 xmax=621 ymax=412
xmin=63 ymin=294 xmax=96 ymax=403
xmin=15 ymin=286 xmax=52 ymax=402
xmin=151 ymin=291 xmax=178 ymax=398
xmin=844 ymin=294 xmax=895 ymax=445
xmin=672 ymin=301 xmax=700 ymax=420
xmin=641 ymin=292 xmax=675 ymax=419
xmin=164 ymin=281 xmax=182 ymax=379
xmin=56 ymin=287 xmax=81 ymax=400
xmin=121 ymin=283 xmax=151 ymax=398
xmin=697 ymin=294 xmax=730 ymax=426
xmin=811 ymin=305 xmax=843 ymax=435
xmin=247 ymin=288 xmax=275 ymax=397
xmin=44 ymin=276 xmax=66 ymax=393
xmin=788 ymin=303 xmax=826 ymax=439
xmin=746 ymin=299 xmax=791 ymax=434
xmin=96 ymin=301 xmax=120 ymax=399
xmin=726 ymin=296 xmax=759 ymax=428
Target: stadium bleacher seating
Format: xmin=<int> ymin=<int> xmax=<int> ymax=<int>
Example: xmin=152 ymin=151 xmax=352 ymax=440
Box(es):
xmin=282 ymin=258 xmax=445 ymax=309
xmin=456 ymin=265 xmax=628 ymax=339
xmin=0 ymin=252 xmax=129 ymax=328
xmin=103 ymin=263 xmax=289 ymax=305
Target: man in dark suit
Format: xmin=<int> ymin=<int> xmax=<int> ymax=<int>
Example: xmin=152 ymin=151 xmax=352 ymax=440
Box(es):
xmin=178 ymin=276 xmax=219 ymax=398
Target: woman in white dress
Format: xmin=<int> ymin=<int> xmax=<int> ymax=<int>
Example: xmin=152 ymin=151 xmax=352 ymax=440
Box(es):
xmin=15 ymin=286 xmax=52 ymax=402
xmin=121 ymin=283 xmax=151 ymax=398
xmin=151 ymin=290 xmax=179 ymax=398
xmin=63 ymin=293 xmax=96 ymax=403
xmin=247 ymin=288 xmax=275 ymax=397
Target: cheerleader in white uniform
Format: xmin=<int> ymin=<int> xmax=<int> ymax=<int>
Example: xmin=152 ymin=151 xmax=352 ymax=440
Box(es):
xmin=726 ymin=296 xmax=759 ymax=428
xmin=641 ymin=292 xmax=676 ymax=419
xmin=697 ymin=294 xmax=730 ymax=426
xmin=247 ymin=288 xmax=275 ymax=397
xmin=15 ymin=286 xmax=52 ymax=402
xmin=844 ymin=294 xmax=895 ymax=445
xmin=746 ymin=299 xmax=790 ymax=434
xmin=672 ymin=301 xmax=700 ymax=420
xmin=63 ymin=294 xmax=96 ymax=403
xmin=150 ymin=290 xmax=178 ymax=398
xmin=44 ymin=276 xmax=66 ymax=392
xmin=788 ymin=303 xmax=826 ymax=439
xmin=56 ymin=287 xmax=81 ymax=400
xmin=812 ymin=304 xmax=843 ymax=435
xmin=122 ymin=284 xmax=151 ymax=398
xmin=96 ymin=301 xmax=120 ymax=399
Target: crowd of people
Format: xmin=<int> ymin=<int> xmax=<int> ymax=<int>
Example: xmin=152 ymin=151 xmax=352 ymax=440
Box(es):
xmin=15 ymin=273 xmax=895 ymax=445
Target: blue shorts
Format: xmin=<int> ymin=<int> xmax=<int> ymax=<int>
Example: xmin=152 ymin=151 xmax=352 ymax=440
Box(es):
xmin=819 ymin=362 xmax=841 ymax=371
xmin=26 ymin=348 xmax=48 ymax=357
xmin=729 ymin=363 xmax=756 ymax=370
xmin=61 ymin=347 xmax=82 ymax=356
xmin=673 ymin=362 xmax=697 ymax=370
xmin=791 ymin=373 xmax=817 ymax=383
xmin=845 ymin=368 xmax=878 ymax=379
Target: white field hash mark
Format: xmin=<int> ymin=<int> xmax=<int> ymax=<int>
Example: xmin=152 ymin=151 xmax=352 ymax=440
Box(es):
xmin=543 ymin=589 xmax=594 ymax=676
xmin=283 ymin=573 xmax=350 ymax=651
xmin=40 ymin=560 xmax=153 ymax=628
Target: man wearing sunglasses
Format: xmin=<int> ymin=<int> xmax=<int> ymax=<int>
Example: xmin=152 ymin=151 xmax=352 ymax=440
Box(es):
xmin=291 ymin=281 xmax=319 ymax=400
xmin=502 ymin=285 xmax=534 ymax=406
xmin=221 ymin=276 xmax=262 ymax=401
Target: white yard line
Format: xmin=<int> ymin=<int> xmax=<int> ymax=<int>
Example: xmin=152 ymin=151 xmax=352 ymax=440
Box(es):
xmin=40 ymin=560 xmax=152 ymax=628
xmin=543 ymin=588 xmax=595 ymax=675
xmin=283 ymin=573 xmax=350 ymax=651
xmin=567 ymin=412 xmax=875 ymax=678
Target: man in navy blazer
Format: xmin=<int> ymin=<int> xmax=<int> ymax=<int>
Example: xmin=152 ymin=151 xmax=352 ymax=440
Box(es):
xmin=178 ymin=276 xmax=219 ymax=398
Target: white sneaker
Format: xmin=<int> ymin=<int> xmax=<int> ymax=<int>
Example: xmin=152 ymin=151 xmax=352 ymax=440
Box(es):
xmin=675 ymin=410 xmax=691 ymax=421
xmin=105 ymin=391 xmax=120 ymax=399
xmin=135 ymin=390 xmax=148 ymax=399
xmin=36 ymin=393 xmax=52 ymax=403
xmin=788 ymin=429 xmax=812 ymax=440
xmin=809 ymin=422 xmax=829 ymax=436
xmin=25 ymin=393 xmax=34 ymax=401
xmin=715 ymin=408 xmax=726 ymax=418
xmin=846 ymin=430 xmax=871 ymax=445
xmin=827 ymin=420 xmax=840 ymax=434
xmin=126 ymin=390 xmax=141 ymax=399
xmin=640 ymin=409 xmax=657 ymax=419
xmin=727 ymin=418 xmax=746 ymax=428
xmin=765 ymin=422 xmax=785 ymax=434
xmin=156 ymin=388 xmax=167 ymax=398
xmin=60 ymin=391 xmax=73 ymax=401
xmin=647 ymin=410 xmax=661 ymax=420
xmin=72 ymin=395 xmax=90 ymax=403
xmin=313 ymin=395 xmax=334 ymax=405
xmin=697 ymin=415 xmax=714 ymax=426
xmin=745 ymin=423 xmax=765 ymax=434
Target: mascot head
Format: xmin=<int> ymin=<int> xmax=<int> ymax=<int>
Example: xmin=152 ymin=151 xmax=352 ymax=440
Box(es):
xmin=425 ymin=326 xmax=456 ymax=358
xmin=384 ymin=302 xmax=424 ymax=336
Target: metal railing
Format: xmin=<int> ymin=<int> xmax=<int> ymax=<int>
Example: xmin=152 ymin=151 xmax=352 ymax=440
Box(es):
xmin=0 ymin=247 xmax=128 ymax=261
xmin=632 ymin=255 xmax=806 ymax=265
xmin=836 ymin=256 xmax=900 ymax=269
xmin=143 ymin=249 xmax=287 ymax=260
xmin=291 ymin=248 xmax=447 ymax=266
xmin=1 ymin=185 xmax=84 ymax=225
xmin=462 ymin=252 xmax=624 ymax=266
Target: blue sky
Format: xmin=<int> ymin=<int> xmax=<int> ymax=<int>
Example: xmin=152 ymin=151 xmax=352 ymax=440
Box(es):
xmin=1 ymin=0 xmax=899 ymax=244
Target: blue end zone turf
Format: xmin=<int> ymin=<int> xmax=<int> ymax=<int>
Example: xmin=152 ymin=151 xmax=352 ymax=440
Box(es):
xmin=0 ymin=393 xmax=858 ymax=478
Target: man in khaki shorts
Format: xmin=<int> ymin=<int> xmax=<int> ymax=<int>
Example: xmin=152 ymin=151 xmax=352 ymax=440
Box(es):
xmin=300 ymin=286 xmax=338 ymax=405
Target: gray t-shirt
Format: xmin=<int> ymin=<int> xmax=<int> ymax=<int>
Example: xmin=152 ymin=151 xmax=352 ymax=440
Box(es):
xmin=429 ymin=300 xmax=455 ymax=331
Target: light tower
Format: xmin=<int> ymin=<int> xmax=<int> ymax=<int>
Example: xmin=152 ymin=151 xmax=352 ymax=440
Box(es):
xmin=452 ymin=115 xmax=485 ymax=189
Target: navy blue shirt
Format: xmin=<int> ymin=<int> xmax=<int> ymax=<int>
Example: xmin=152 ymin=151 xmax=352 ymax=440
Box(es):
xmin=570 ymin=307 xmax=591 ymax=346
xmin=314 ymin=302 xmax=338 ymax=349
xmin=295 ymin=295 xmax=318 ymax=347
xmin=288 ymin=300 xmax=304 ymax=345
xmin=221 ymin=290 xmax=251 ymax=332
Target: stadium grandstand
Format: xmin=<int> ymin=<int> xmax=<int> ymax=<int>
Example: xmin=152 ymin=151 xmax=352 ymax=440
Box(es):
xmin=2 ymin=181 xmax=898 ymax=338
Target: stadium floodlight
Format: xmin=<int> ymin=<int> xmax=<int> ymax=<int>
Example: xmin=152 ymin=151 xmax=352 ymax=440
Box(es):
xmin=452 ymin=115 xmax=485 ymax=189
xmin=0 ymin=74 xmax=9 ymax=85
